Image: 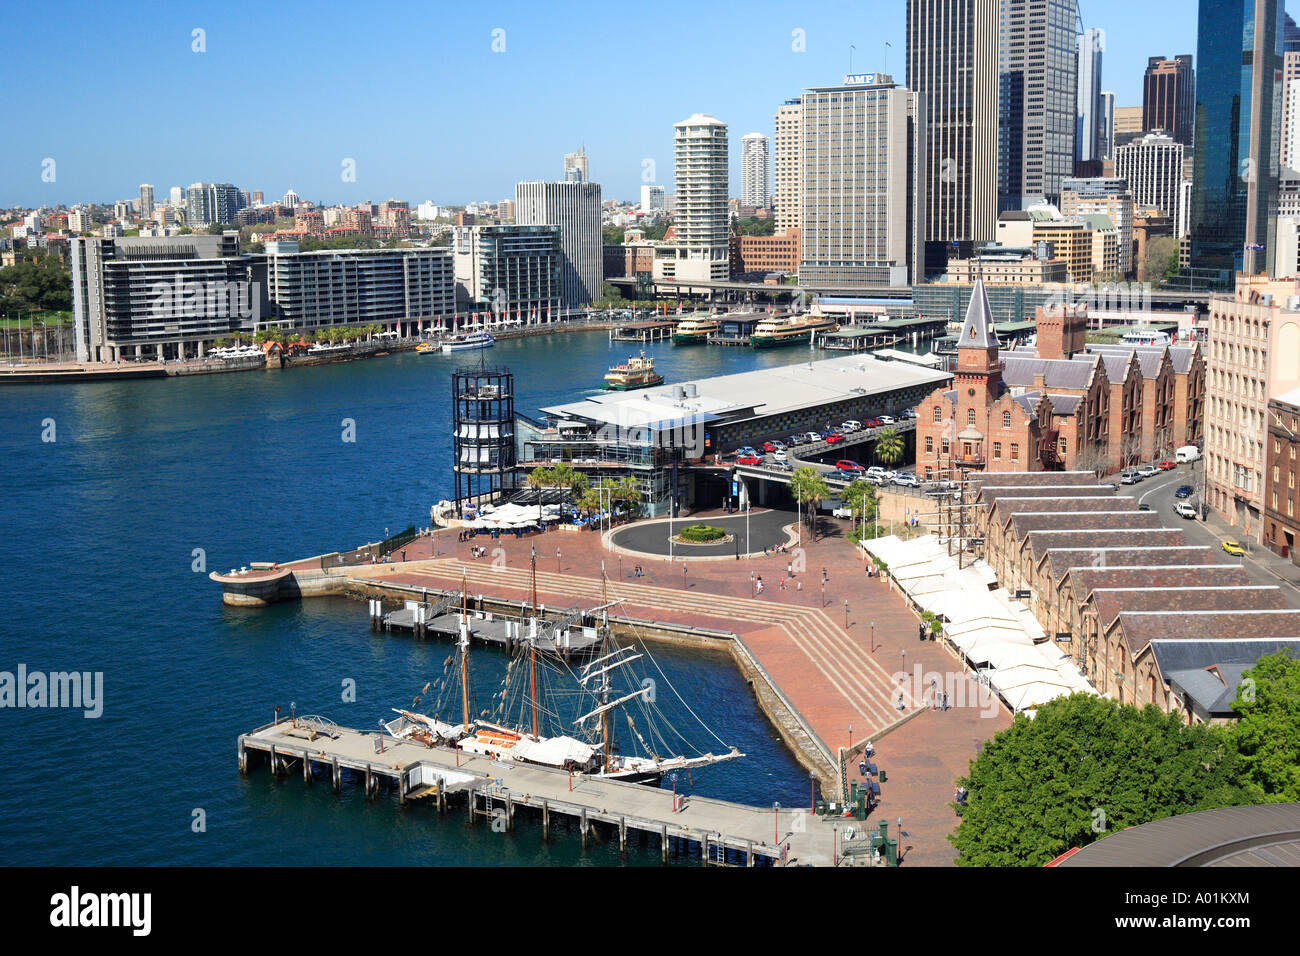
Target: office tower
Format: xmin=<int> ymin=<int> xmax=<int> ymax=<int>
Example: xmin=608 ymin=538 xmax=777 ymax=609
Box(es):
xmin=1113 ymin=105 xmax=1144 ymax=149
xmin=1190 ymin=0 xmax=1284 ymax=280
xmin=740 ymin=133 xmax=770 ymax=208
xmin=653 ymin=114 xmax=729 ymax=283
xmin=1098 ymin=92 xmax=1116 ymax=160
xmin=640 ymin=184 xmax=665 ymax=214
xmin=1142 ymin=55 xmax=1195 ymax=146
xmin=998 ymin=0 xmax=1079 ymax=207
xmin=907 ymin=0 xmax=999 ymax=247
xmin=1116 ymin=132 xmax=1187 ymax=232
xmin=798 ymin=74 xmax=925 ymax=286
xmin=515 ymin=180 xmax=603 ymax=307
xmin=251 ymin=190 xmax=264 ymax=205
xmin=563 ymin=147 xmax=588 ymax=183
xmin=773 ymin=98 xmax=803 ymax=231
xmin=1076 ymin=28 xmax=1104 ymax=163
xmin=1061 ymin=177 xmax=1134 ymax=275
xmin=138 ymin=184 xmax=154 ymax=220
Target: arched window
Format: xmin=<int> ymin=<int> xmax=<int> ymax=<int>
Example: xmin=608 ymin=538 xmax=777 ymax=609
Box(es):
xmin=1002 ymin=411 xmax=1011 ymax=428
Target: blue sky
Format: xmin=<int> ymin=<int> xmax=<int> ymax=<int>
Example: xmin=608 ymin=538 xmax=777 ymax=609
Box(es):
xmin=2 ymin=0 xmax=1199 ymax=208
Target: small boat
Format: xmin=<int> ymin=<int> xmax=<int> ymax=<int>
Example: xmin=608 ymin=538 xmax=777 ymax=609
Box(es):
xmin=750 ymin=313 xmax=837 ymax=348
xmin=671 ymin=314 xmax=720 ymax=344
xmin=441 ymin=330 xmax=496 ymax=353
xmin=415 ymin=341 xmax=438 ymax=354
xmin=602 ymin=351 xmax=664 ymax=390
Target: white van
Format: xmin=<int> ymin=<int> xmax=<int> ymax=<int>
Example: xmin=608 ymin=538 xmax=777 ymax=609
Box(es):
xmin=1175 ymin=445 xmax=1201 ymax=463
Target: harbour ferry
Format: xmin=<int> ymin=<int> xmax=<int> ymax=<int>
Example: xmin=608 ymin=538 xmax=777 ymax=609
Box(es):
xmin=440 ymin=330 xmax=496 ymax=353
xmin=671 ymin=314 xmax=721 ymax=344
xmin=602 ymin=351 xmax=665 ymax=390
xmin=749 ymin=313 xmax=837 ymax=348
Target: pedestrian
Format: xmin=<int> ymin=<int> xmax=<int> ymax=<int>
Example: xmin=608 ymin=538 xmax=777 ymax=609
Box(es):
xmin=942 ymin=691 xmax=949 ymax=711
xmin=797 ymin=580 xmax=802 ymax=592
xmin=918 ymin=622 xmax=925 ymax=642
xmin=896 ymin=694 xmax=905 ymax=712
xmin=780 ymin=576 xmax=786 ymax=590
xmin=401 ymin=549 xmax=406 ymax=562
xmin=787 ymin=561 xmax=793 ymax=578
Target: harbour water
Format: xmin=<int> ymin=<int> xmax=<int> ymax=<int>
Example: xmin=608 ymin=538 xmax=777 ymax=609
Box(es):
xmin=0 ymin=330 xmax=877 ymax=865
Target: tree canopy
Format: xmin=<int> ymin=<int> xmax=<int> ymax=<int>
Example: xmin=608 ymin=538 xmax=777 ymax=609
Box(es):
xmin=1230 ymin=649 xmax=1300 ymax=801
xmin=0 ymin=252 xmax=72 ymax=314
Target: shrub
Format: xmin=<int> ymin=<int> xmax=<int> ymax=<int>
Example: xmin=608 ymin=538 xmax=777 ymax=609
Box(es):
xmin=678 ymin=523 xmax=725 ymax=543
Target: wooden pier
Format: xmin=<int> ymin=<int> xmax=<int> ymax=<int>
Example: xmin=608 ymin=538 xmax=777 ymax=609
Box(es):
xmin=372 ymin=596 xmax=603 ymax=657
xmin=610 ymin=321 xmax=675 ymax=343
xmin=238 ymin=717 xmax=874 ymax=867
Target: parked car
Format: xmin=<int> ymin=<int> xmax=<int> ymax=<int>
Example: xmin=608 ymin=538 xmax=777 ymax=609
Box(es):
xmin=737 ymin=446 xmax=758 ymax=457
xmin=879 ymin=415 xmax=896 ymax=425
xmin=762 ymin=441 xmax=779 ymax=452
xmin=802 ymin=432 xmax=823 ymax=444
xmin=1138 ymin=465 xmax=1160 ymax=478
xmin=1158 ymin=460 xmax=1176 ymax=471
xmin=735 ymin=455 xmax=763 ymax=466
xmin=1176 ymin=445 xmax=1201 ymax=463
xmin=1222 ymin=540 xmax=1245 ymax=557
xmin=772 ymin=449 xmax=788 ymax=463
xmin=1175 ymin=484 xmax=1194 ymax=498
xmin=832 ymin=506 xmax=854 ymax=519
xmin=788 ymin=435 xmax=804 ymax=447
xmin=825 ymin=432 xmax=845 ymax=444
xmin=835 ymin=460 xmax=865 ymax=474
xmin=1137 ymin=504 xmax=1152 ymax=511
xmin=1120 ymin=471 xmax=1140 ymax=484
xmin=892 ymin=474 xmax=919 ymax=487
xmin=900 ymin=409 xmax=916 ymax=419
xmin=1175 ymin=501 xmax=1198 ymax=519
xmin=841 ymin=420 xmax=864 ymax=432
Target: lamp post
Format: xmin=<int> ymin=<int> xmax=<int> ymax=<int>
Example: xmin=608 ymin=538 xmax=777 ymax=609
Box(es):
xmin=556 ymin=546 xmax=561 ymax=574
xmin=870 ymin=620 xmax=876 ymax=653
xmin=750 ymin=570 xmax=755 ymax=598
xmin=809 ymin=771 xmax=816 ymax=813
xmin=844 ymin=599 xmax=849 ymax=628
xmin=773 ymin=801 xmax=781 ymax=843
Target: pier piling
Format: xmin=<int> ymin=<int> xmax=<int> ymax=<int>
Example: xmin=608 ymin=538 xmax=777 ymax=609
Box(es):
xmin=542 ymin=800 xmax=550 ymax=840
xmin=332 ymin=758 xmax=341 ymax=793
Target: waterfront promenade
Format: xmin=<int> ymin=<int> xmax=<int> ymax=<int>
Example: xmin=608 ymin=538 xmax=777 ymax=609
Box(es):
xmin=262 ymin=509 xmax=1012 ymax=865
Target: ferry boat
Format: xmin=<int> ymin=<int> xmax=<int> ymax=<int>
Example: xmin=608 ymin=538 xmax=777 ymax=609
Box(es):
xmin=671 ymin=314 xmax=721 ymax=344
xmin=1118 ymin=327 xmax=1172 ymax=347
xmin=440 ymin=330 xmax=496 ymax=353
xmin=749 ymin=313 xmax=838 ymax=348
xmin=602 ymin=351 xmax=664 ymax=390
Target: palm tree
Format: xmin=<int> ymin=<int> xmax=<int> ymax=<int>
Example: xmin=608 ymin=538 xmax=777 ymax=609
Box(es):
xmin=790 ymin=466 xmax=830 ymax=540
xmin=526 ymin=466 xmax=551 ymax=523
xmin=612 ymin=476 xmax=643 ymax=518
xmin=875 ymin=427 xmax=905 ymax=468
xmin=841 ymin=477 xmax=876 ymax=543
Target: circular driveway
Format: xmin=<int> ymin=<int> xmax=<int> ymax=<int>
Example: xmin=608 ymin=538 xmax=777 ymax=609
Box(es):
xmin=607 ymin=509 xmax=798 ymax=559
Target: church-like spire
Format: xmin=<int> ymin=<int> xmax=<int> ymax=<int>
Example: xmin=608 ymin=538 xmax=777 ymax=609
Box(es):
xmin=956 ymin=278 xmax=999 ymax=350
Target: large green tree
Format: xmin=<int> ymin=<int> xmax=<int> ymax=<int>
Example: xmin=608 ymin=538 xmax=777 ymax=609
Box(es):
xmin=789 ymin=466 xmax=830 ymax=539
xmin=875 ymin=427 xmax=905 ymax=467
xmin=950 ymin=693 xmax=1251 ymax=866
xmin=0 ymin=252 xmax=72 ymax=314
xmin=1231 ymin=649 xmax=1300 ymax=801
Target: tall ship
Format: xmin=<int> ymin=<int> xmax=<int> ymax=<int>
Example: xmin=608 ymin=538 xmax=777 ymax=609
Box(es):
xmin=671 ymin=314 xmax=721 ymax=344
xmin=441 ymin=330 xmax=496 ymax=353
xmin=602 ymin=351 xmax=664 ymax=390
xmin=383 ymin=575 xmax=743 ymax=786
xmin=749 ymin=313 xmax=838 ymax=348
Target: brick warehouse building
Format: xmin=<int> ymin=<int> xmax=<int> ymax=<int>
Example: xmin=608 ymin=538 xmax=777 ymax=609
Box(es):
xmin=915 ymin=278 xmax=1203 ymax=478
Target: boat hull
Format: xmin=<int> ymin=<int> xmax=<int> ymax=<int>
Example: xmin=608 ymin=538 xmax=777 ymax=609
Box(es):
xmin=671 ymin=333 xmax=709 ymax=345
xmin=602 ymin=375 xmax=664 ymax=391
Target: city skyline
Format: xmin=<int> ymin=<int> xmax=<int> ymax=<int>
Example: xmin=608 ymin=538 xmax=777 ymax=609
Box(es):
xmin=1 ymin=0 xmax=1197 ymax=208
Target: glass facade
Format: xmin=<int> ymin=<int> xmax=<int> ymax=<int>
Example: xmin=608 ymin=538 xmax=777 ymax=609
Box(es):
xmin=1190 ymin=0 xmax=1283 ymax=284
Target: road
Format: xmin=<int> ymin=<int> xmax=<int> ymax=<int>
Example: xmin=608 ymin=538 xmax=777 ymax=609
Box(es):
xmin=1132 ymin=461 xmax=1300 ymax=608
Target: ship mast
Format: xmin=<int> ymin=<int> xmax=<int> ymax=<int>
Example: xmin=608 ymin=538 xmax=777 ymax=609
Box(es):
xmin=601 ymin=568 xmax=611 ymax=772
xmin=530 ymin=550 xmax=538 ymax=738
xmin=459 ymin=572 xmax=471 ymax=729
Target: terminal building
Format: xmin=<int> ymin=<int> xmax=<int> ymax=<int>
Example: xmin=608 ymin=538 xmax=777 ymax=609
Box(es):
xmin=515 ymin=354 xmax=951 ymax=515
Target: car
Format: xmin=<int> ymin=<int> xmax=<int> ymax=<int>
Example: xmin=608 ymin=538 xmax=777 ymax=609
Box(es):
xmin=832 ymin=506 xmax=854 ymax=519
xmin=762 ymin=441 xmax=779 ymax=452
xmin=879 ymin=415 xmax=896 ymax=425
xmin=737 ymin=446 xmax=758 ymax=457
xmin=1158 ymin=460 xmax=1176 ymax=471
xmin=825 ymin=432 xmax=845 ymax=444
xmin=841 ymin=420 xmax=863 ymax=432
xmin=803 ymin=432 xmax=823 ymax=444
xmin=1138 ymin=465 xmax=1159 ymax=478
xmin=1120 ymin=471 xmax=1139 ymax=484
xmin=735 ymin=455 xmax=763 ymax=466
xmin=900 ymin=409 xmax=917 ymax=419
xmin=835 ymin=460 xmax=865 ymax=474
xmin=1222 ymin=540 xmax=1245 ymax=557
xmin=892 ymin=474 xmax=919 ymax=487
xmin=788 ymin=435 xmax=804 ymax=447
xmin=867 ymin=418 xmax=883 ymax=428
xmin=1175 ymin=501 xmax=1198 ymax=519
xmin=772 ymin=449 xmax=788 ymax=463
xmin=1175 ymin=484 xmax=1193 ymax=498
xmin=1137 ymin=504 xmax=1152 ymax=511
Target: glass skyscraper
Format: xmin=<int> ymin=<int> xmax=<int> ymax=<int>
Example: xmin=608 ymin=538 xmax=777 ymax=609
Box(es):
xmin=1190 ymin=0 xmax=1284 ymax=283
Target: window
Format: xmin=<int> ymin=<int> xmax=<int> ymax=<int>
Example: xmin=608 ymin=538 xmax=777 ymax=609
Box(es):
xmin=1059 ymin=436 xmax=1067 ymax=454
xmin=941 ymin=439 xmax=950 ymax=455
xmin=1274 ymin=465 xmax=1280 ymax=483
xmin=925 ymin=436 xmax=933 ymax=453
xmin=993 ymin=441 xmax=1002 ymax=459
xmin=967 ymin=408 xmax=976 ymax=425
xmin=1011 ymin=443 xmax=1020 ymax=461
xmin=932 ymin=406 xmax=941 ymax=423
xmin=1002 ymin=411 xmax=1011 ymax=428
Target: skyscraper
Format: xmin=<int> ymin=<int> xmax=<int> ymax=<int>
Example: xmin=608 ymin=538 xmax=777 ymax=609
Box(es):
xmin=998 ymin=0 xmax=1079 ymax=207
xmin=1098 ymin=91 xmax=1116 ymax=160
xmin=740 ymin=133 xmax=770 ymax=208
xmin=653 ymin=114 xmax=730 ymax=283
xmin=1076 ymin=28 xmax=1104 ymax=164
xmin=515 ymin=180 xmax=603 ymax=307
xmin=138 ymin=184 xmax=154 ymax=220
xmin=1190 ymin=0 xmax=1284 ymax=280
xmin=906 ymin=0 xmax=999 ymax=248
xmin=563 ymin=148 xmax=588 ymax=183
xmin=773 ymin=98 xmax=803 ymax=231
xmin=1116 ymin=132 xmax=1187 ymax=232
xmin=640 ymin=184 xmax=665 ymax=214
xmin=186 ymin=183 xmax=213 ymax=226
xmin=1142 ymin=55 xmax=1195 ymax=146
xmin=798 ymin=74 xmax=925 ymax=286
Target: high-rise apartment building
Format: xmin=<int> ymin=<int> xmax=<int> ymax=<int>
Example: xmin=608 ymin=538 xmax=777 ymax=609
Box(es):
xmin=998 ymin=0 xmax=1079 ymax=207
xmin=138 ymin=184 xmax=154 ymax=221
xmin=1190 ymin=0 xmax=1284 ymax=282
xmin=515 ymin=180 xmax=603 ymax=307
xmin=906 ymin=0 xmax=999 ymax=249
xmin=1142 ymin=55 xmax=1195 ymax=146
xmin=1115 ymin=132 xmax=1186 ymax=234
xmin=654 ymin=114 xmax=730 ymax=283
xmin=773 ymin=98 xmax=803 ymax=231
xmin=740 ymin=133 xmax=770 ymax=208
xmin=451 ymin=224 xmax=562 ymax=318
xmin=1076 ymin=28 xmax=1104 ymax=164
xmin=1061 ymin=177 xmax=1134 ymax=275
xmin=563 ymin=147 xmax=588 ymax=183
xmin=798 ymin=74 xmax=925 ymax=287
xmin=640 ymin=184 xmax=665 ymax=214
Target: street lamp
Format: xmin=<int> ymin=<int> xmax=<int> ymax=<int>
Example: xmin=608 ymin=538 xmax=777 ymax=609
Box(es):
xmin=844 ymin=599 xmax=849 ymax=628
xmin=870 ymin=620 xmax=876 ymax=653
xmin=556 ymin=546 xmax=561 ymax=574
xmin=750 ymin=570 xmax=755 ymax=598
xmin=773 ymin=801 xmax=781 ymax=843
xmin=809 ymin=771 xmax=816 ymax=813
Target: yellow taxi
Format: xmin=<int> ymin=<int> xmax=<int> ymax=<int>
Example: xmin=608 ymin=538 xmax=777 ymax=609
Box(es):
xmin=1222 ymin=540 xmax=1245 ymax=557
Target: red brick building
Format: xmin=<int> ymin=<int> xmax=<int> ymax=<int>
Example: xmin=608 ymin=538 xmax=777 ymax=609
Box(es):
xmin=728 ymin=228 xmax=800 ymax=277
xmin=1264 ymin=387 xmax=1300 ymax=559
